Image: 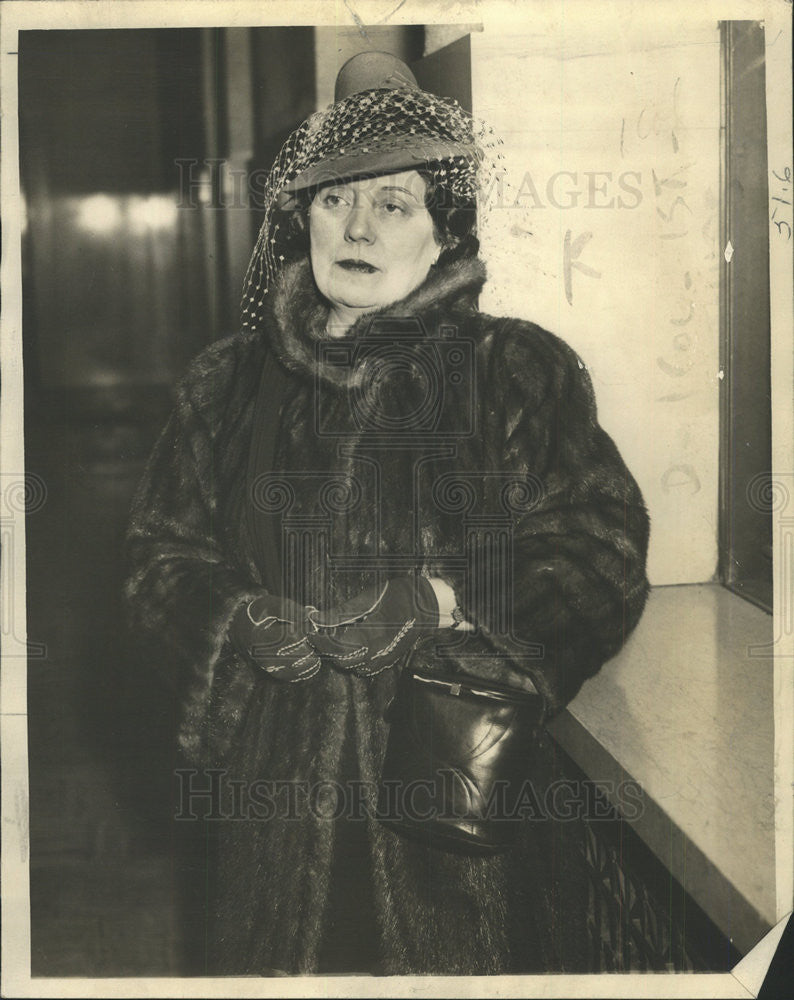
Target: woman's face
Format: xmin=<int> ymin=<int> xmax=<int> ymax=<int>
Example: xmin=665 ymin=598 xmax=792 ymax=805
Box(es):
xmin=309 ymin=170 xmax=440 ymax=328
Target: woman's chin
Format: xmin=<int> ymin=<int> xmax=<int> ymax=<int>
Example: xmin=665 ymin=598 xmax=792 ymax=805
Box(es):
xmin=325 ymin=284 xmax=383 ymax=314
xmin=328 ymin=276 xmax=382 ymax=303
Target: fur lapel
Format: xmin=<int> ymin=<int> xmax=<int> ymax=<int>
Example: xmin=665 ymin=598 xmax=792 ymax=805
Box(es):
xmin=265 ymin=256 xmax=487 ymax=385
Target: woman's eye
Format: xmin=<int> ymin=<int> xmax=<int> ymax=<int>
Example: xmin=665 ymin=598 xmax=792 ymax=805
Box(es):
xmin=380 ymin=201 xmax=406 ymax=215
xmin=321 ymin=193 xmax=347 ymax=208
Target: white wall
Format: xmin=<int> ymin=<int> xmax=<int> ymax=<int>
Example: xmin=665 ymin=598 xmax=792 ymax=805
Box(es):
xmin=471 ymin=19 xmax=722 ymax=586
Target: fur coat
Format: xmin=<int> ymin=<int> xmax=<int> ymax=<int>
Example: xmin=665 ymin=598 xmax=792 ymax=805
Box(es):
xmin=124 ymin=254 xmax=650 ymax=976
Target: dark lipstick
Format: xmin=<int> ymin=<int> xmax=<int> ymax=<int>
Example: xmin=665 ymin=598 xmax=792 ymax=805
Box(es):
xmin=336 ymin=259 xmax=378 ymax=273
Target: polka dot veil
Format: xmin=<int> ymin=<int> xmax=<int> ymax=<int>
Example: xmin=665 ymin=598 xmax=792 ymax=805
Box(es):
xmin=240 ymin=86 xmax=502 ymax=334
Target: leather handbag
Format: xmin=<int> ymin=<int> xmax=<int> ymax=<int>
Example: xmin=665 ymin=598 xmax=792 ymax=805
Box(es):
xmin=377 ymin=653 xmax=545 ymax=854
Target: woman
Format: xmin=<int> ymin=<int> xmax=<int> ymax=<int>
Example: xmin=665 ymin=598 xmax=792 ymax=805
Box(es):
xmin=125 ymin=51 xmax=650 ymax=976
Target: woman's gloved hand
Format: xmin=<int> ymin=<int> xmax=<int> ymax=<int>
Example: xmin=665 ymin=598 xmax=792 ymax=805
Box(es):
xmin=229 ymin=594 xmax=321 ymax=682
xmin=308 ymin=576 xmax=439 ymax=677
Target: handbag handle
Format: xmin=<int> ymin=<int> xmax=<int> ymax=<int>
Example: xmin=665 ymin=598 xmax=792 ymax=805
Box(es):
xmin=408 ymin=668 xmax=543 ymax=709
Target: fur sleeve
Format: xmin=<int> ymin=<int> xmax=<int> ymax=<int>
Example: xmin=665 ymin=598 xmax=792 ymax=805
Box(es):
xmin=456 ymin=320 xmax=650 ymax=714
xmin=123 ymin=340 xmax=263 ymax=763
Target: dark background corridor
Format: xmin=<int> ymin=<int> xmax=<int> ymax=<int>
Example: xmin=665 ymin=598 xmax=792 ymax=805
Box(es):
xmin=20 ymin=25 xmax=423 ymax=975
xmin=20 ymin=26 xmax=315 ymax=975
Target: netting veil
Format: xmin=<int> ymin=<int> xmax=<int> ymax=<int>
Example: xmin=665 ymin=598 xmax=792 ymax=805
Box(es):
xmin=240 ymin=86 xmax=502 ymax=333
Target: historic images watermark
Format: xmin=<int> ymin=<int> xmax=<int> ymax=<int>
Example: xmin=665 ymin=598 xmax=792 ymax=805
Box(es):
xmin=174 ymin=769 xmax=645 ymax=824
xmin=174 ymin=159 xmax=646 ymax=213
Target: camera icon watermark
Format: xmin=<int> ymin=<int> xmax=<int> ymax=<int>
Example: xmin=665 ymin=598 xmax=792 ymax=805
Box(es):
xmin=314 ymin=316 xmax=476 ymax=442
xmin=1 ymin=472 xmax=48 ymax=658
xmin=745 ymin=472 xmax=794 ymax=658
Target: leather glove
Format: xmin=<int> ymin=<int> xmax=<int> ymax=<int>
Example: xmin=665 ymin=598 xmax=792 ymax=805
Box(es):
xmin=229 ymin=594 xmax=321 ymax=682
xmin=308 ymin=576 xmax=439 ymax=677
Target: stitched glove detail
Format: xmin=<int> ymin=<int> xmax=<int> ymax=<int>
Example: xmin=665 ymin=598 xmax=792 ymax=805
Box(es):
xmin=308 ymin=577 xmax=439 ymax=678
xmin=229 ymin=594 xmax=322 ymax=682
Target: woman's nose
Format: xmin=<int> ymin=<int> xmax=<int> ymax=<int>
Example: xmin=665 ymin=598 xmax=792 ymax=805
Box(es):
xmin=344 ymin=203 xmax=375 ymax=243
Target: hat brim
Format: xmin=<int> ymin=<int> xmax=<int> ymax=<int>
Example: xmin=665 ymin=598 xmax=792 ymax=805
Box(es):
xmin=276 ymin=135 xmax=477 ymax=208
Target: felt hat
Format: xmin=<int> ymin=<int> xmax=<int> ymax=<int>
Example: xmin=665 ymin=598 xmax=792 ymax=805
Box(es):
xmin=277 ymin=51 xmax=478 ymax=203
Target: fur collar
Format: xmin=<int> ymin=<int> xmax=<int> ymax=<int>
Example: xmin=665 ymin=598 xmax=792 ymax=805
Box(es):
xmin=265 ymin=255 xmax=487 ymax=387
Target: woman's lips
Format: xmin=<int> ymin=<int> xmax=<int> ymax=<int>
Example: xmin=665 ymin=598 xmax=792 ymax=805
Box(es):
xmin=335 ymin=259 xmax=379 ymax=273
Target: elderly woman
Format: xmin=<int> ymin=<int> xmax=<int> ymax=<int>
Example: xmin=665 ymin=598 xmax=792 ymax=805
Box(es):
xmin=125 ymin=52 xmax=649 ymax=976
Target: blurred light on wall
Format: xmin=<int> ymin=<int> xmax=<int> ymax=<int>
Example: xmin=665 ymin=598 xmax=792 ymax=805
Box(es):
xmin=74 ymin=194 xmax=179 ymax=237
xmin=129 ymin=195 xmax=179 ymax=234
xmin=20 ymin=29 xmax=214 ymax=394
xmin=197 ymin=167 xmax=213 ymax=205
xmin=76 ymin=194 xmax=123 ymax=234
